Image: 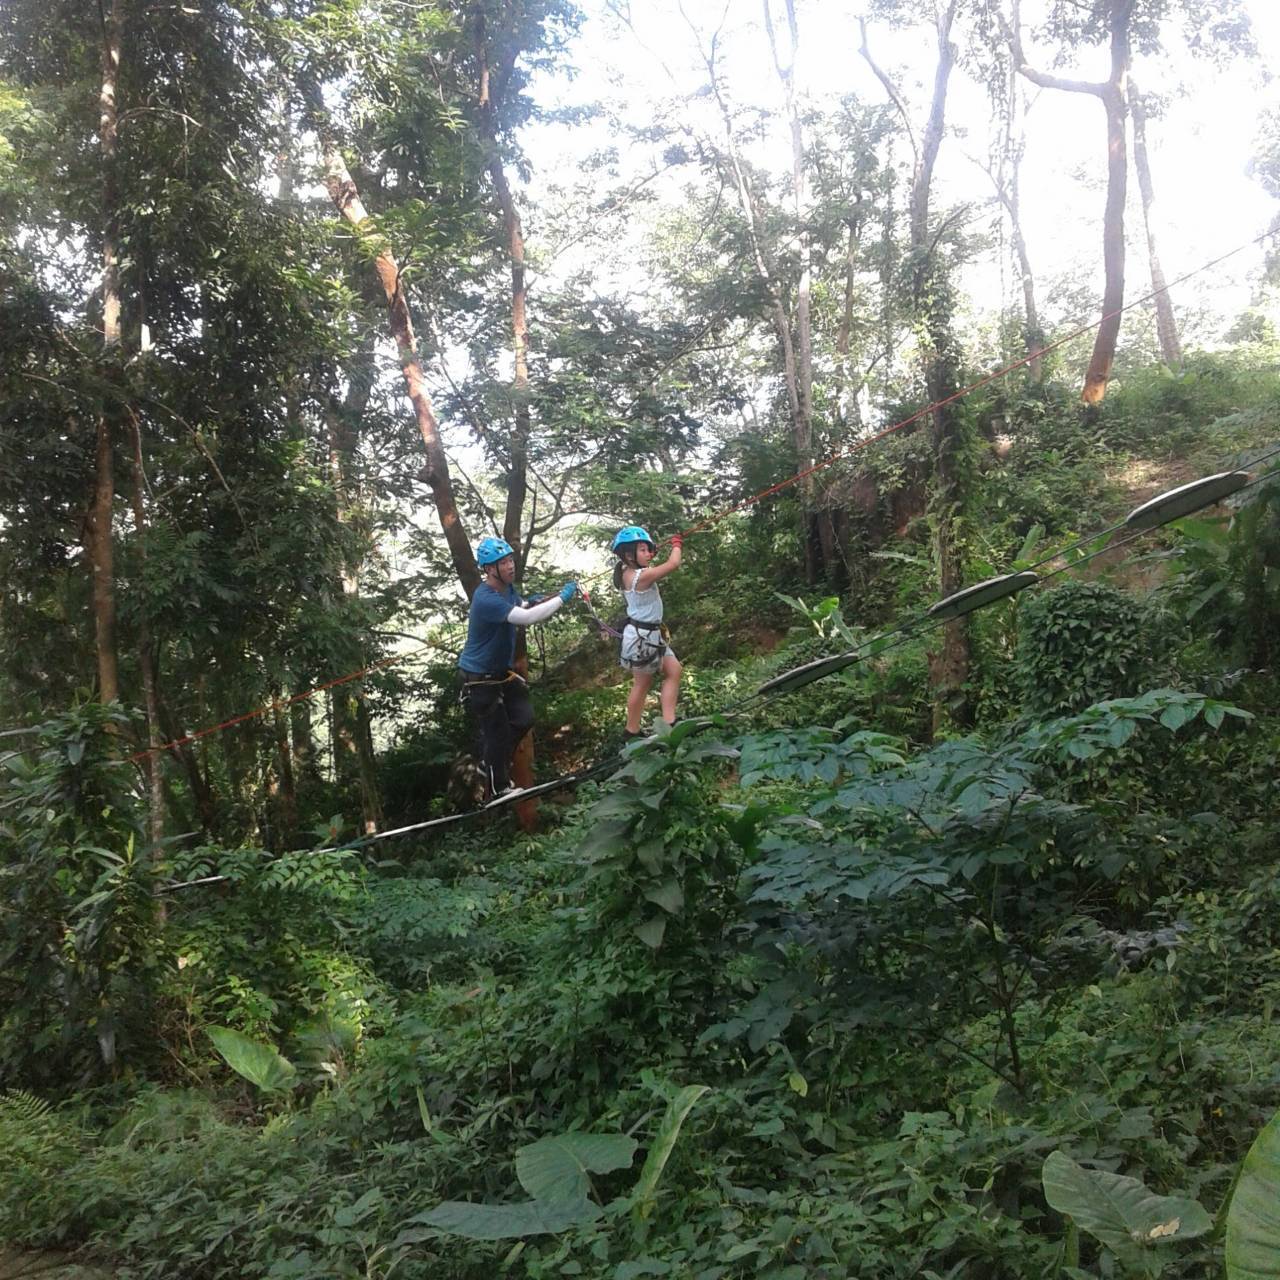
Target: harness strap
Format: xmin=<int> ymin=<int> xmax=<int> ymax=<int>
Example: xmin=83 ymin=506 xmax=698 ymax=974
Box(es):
xmin=460 ymin=669 xmax=525 ymax=687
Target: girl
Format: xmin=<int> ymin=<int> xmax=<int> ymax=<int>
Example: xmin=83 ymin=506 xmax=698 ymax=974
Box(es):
xmin=611 ymin=525 xmax=683 ymax=736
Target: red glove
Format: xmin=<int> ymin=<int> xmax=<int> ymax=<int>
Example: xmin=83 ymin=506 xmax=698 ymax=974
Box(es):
xmin=670 ymin=534 xmax=684 ymax=549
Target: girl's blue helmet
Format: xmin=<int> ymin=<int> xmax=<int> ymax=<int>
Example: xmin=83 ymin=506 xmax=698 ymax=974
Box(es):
xmin=611 ymin=525 xmax=655 ymax=554
xmin=476 ymin=536 xmax=515 ymax=566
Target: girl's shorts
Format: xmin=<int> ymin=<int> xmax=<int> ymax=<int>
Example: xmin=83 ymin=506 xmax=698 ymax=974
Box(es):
xmin=620 ymin=624 xmax=674 ymax=674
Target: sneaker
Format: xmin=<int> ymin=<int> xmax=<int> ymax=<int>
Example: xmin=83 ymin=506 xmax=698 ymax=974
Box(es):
xmin=485 ymin=784 xmax=526 ymax=808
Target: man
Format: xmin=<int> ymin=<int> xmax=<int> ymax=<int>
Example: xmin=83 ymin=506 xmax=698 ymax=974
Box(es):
xmin=458 ymin=536 xmax=576 ymax=803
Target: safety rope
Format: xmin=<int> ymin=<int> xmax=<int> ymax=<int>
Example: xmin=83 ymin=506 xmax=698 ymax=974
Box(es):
xmin=14 ymin=228 xmax=1275 ymax=776
xmin=158 ymin=443 xmax=1280 ymax=892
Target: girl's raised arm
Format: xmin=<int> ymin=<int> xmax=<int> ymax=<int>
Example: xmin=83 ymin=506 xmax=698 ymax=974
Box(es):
xmin=634 ymin=535 xmax=683 ymax=591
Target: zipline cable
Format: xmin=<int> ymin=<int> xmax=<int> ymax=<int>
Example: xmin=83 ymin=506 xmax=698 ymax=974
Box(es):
xmin=160 ymin=447 xmax=1280 ymax=891
xmin=98 ymin=225 xmax=1280 ymax=767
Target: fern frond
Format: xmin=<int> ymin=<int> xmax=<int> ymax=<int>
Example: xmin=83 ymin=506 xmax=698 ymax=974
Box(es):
xmin=0 ymin=1087 xmax=53 ymax=1127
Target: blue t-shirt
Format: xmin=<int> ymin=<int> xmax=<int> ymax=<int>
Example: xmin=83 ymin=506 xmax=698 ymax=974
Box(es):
xmin=458 ymin=583 xmax=521 ymax=674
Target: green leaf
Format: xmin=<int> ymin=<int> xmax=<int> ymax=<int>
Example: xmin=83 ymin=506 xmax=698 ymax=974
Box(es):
xmin=1158 ymin=702 xmax=1198 ymax=731
xmin=1043 ymin=1151 xmax=1211 ymax=1271
xmin=1226 ymin=1109 xmax=1280 ymax=1280
xmin=643 ymin=879 xmax=684 ymax=915
xmin=515 ymin=1133 xmax=637 ymax=1205
xmin=206 ymin=1026 xmax=297 ymax=1093
xmin=632 ymin=1085 xmax=709 ymax=1221
xmin=414 ymin=1197 xmax=601 ymax=1241
xmin=666 ymin=717 xmax=714 ymax=747
xmin=634 ymin=916 xmax=667 ymax=949
xmin=1015 ymin=522 xmax=1047 ymax=565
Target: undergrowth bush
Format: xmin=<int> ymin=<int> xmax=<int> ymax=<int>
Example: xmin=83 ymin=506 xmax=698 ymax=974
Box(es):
xmin=1015 ymin=578 xmax=1170 ymax=717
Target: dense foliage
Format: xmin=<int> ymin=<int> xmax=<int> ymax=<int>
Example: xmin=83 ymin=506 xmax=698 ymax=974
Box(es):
xmin=3 ymin=0 xmax=1280 ymax=1275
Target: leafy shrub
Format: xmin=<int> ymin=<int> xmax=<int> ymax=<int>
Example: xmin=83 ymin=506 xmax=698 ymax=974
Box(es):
xmin=0 ymin=1089 xmax=86 ymax=1246
xmin=1098 ymin=355 xmax=1280 ymax=456
xmin=1015 ymin=579 xmax=1169 ymax=717
xmin=1161 ymin=465 xmax=1280 ymax=669
xmin=0 ymin=702 xmax=163 ymax=1086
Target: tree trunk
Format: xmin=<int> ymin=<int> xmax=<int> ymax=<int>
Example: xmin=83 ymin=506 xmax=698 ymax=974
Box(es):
xmin=1009 ymin=0 xmax=1134 ymax=405
xmin=927 ymin=335 xmax=969 ymax=734
xmin=1008 ymin=164 xmax=1043 ymax=382
xmin=764 ymin=0 xmax=816 ymax=583
xmin=474 ymin=28 xmax=539 ymax=828
xmin=125 ymin=414 xmax=165 ymax=845
xmin=88 ymin=0 xmax=122 ymax=704
xmin=702 ymin=34 xmax=813 ymax=582
xmin=1083 ymin=79 xmax=1128 ymax=405
xmin=305 ymin=85 xmax=480 ymax=597
xmin=483 ymin=132 xmax=531 ymax=569
xmin=271 ymin=702 xmax=299 ymax=847
xmin=835 ymin=218 xmax=864 ymax=432
xmin=1128 ymin=78 xmax=1181 ymax=370
xmin=291 ymin=698 xmax=319 ymax=790
xmin=326 ymin=401 xmax=384 ymax=835
xmin=156 ymin=694 xmax=219 ymax=835
xmin=862 ymin=5 xmax=969 ymax=729
xmin=987 ymin=77 xmax=1042 ymax=381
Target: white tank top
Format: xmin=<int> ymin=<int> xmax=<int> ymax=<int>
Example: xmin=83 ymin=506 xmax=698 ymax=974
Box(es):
xmin=623 ymin=568 xmax=663 ymax=624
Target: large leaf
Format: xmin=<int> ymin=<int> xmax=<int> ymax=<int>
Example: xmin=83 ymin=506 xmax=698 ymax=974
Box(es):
xmin=643 ymin=879 xmax=684 ymax=915
xmin=206 ymin=1026 xmax=297 ymax=1093
xmin=1043 ymin=1152 xmax=1211 ymax=1273
xmin=411 ymin=1196 xmax=601 ymax=1241
xmin=1226 ymin=1109 xmax=1280 ymax=1280
xmin=632 ymin=1085 xmax=709 ymax=1221
xmin=516 ymin=1132 xmax=638 ymax=1205
xmin=633 ymin=916 xmax=666 ymax=949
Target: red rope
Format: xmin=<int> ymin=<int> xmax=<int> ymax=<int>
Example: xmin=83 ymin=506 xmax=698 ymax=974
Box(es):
xmin=126 ymin=645 xmax=432 ymax=764
xmin=127 ymin=227 xmax=1273 ymax=764
xmin=670 ymin=229 xmax=1273 ymax=542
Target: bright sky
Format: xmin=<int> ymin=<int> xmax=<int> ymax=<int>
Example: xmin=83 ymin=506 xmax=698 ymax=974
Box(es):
xmin=522 ymin=0 xmax=1280 ymax=356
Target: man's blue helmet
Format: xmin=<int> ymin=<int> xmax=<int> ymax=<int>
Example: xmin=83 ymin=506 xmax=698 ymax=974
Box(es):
xmin=611 ymin=525 xmax=655 ymax=554
xmin=476 ymin=536 xmax=515 ymax=566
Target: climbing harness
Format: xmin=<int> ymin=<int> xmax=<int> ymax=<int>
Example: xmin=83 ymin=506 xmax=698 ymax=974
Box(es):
xmin=458 ymin=668 xmax=526 ymax=701
xmin=621 ymin=618 xmax=673 ymax=670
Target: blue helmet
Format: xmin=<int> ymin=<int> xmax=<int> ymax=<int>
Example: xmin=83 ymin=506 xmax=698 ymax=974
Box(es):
xmin=476 ymin=536 xmax=515 ymax=567
xmin=611 ymin=525 xmax=655 ymax=554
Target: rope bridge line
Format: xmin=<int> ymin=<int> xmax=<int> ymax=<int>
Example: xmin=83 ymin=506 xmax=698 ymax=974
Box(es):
xmin=160 ymin=445 xmax=1280 ymax=890
xmin=12 ymin=226 xmax=1275 ymax=769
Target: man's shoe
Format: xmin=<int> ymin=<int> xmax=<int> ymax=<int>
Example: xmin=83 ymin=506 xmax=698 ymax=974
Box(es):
xmin=485 ymin=784 xmax=526 ymax=808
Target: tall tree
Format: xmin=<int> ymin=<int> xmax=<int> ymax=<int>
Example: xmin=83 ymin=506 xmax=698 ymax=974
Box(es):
xmin=87 ymin=0 xmax=123 ymax=705
xmin=303 ymin=84 xmax=480 ymax=599
xmin=681 ymin=8 xmax=817 ymax=580
xmin=861 ymin=1 xmax=972 ymax=730
xmin=1127 ymin=78 xmax=1181 ymax=369
xmin=1007 ymin=0 xmax=1134 ymax=406
xmin=763 ymin=0 xmax=820 ymax=576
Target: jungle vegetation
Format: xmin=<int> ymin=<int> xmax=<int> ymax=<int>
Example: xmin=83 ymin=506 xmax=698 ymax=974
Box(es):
xmin=2 ymin=0 xmax=1280 ymax=1275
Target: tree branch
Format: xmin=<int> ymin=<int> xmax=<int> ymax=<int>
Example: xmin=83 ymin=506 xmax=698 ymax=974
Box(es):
xmin=858 ymin=18 xmax=918 ymax=166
